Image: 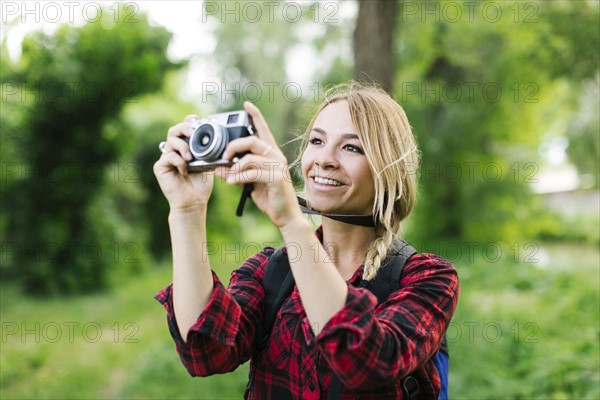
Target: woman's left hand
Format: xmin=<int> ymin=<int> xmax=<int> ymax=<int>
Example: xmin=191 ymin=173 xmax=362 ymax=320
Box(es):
xmin=215 ymin=101 xmax=303 ymax=228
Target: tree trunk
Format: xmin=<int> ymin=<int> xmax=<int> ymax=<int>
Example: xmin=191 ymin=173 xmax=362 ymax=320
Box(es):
xmin=353 ymin=0 xmax=398 ymax=92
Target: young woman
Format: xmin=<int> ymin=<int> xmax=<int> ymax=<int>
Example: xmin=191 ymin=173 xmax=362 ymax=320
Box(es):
xmin=153 ymin=82 xmax=459 ymax=399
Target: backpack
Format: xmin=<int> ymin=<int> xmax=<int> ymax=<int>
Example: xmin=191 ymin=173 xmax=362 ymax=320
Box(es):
xmin=255 ymin=240 xmax=449 ymax=400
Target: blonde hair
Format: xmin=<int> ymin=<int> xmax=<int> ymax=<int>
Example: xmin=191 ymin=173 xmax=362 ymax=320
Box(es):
xmin=295 ymin=82 xmax=420 ymax=281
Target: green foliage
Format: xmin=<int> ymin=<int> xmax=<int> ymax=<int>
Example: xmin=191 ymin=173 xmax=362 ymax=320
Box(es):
xmin=532 ymin=210 xmax=600 ymax=245
xmin=448 ymin=242 xmax=599 ymax=399
xmin=0 ymin=5 xmax=177 ymax=295
xmin=394 ymin=0 xmax=599 ymax=244
xmin=565 ymin=77 xmax=600 ymax=188
xmin=121 ymin=341 xmax=250 ymax=399
xmin=102 ymin=72 xmax=197 ymax=261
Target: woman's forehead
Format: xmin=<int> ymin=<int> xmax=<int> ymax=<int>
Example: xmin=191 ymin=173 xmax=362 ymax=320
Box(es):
xmin=313 ymin=101 xmax=356 ymax=134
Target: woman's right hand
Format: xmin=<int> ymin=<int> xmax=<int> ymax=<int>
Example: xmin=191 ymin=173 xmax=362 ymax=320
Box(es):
xmin=153 ymin=115 xmax=215 ymax=210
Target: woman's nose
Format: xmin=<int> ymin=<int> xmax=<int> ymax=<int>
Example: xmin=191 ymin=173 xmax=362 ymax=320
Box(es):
xmin=315 ymin=145 xmax=339 ymax=169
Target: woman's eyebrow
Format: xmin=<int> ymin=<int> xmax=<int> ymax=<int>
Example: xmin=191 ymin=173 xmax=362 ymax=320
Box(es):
xmin=312 ymin=127 xmax=359 ymax=140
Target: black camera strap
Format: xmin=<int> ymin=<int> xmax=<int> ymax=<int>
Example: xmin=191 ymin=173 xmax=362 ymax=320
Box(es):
xmin=297 ymin=197 xmax=377 ymax=227
xmin=236 ymin=188 xmax=376 ymax=228
xmin=236 ymin=183 xmax=255 ymax=217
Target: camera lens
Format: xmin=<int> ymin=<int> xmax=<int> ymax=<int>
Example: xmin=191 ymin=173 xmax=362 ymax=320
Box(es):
xmin=189 ymin=123 xmax=227 ymax=161
xmin=200 ymin=133 xmax=211 ymax=146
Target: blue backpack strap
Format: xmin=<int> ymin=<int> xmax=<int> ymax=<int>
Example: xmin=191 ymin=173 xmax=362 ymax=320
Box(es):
xmin=434 ymin=350 xmax=449 ymax=400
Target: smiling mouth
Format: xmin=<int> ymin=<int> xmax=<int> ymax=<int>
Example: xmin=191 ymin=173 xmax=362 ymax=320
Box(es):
xmin=313 ymin=176 xmax=343 ymax=186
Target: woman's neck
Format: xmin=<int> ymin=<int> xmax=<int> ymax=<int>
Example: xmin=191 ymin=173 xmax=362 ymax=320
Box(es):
xmin=320 ymin=217 xmax=377 ymax=279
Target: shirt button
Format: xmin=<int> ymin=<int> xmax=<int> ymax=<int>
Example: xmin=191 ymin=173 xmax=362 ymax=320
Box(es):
xmin=309 ymin=383 xmax=316 ymax=391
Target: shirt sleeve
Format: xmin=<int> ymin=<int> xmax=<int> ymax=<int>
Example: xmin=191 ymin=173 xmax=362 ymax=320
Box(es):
xmin=314 ymin=253 xmax=459 ymax=390
xmin=154 ymin=247 xmax=275 ymax=377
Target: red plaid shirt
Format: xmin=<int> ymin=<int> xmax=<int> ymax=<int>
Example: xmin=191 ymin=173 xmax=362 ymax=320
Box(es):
xmin=156 ymin=234 xmax=459 ymax=399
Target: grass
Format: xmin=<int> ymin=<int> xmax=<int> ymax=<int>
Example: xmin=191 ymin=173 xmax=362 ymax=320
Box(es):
xmin=0 ymin=263 xmax=250 ymax=399
xmin=448 ymin=241 xmax=600 ymax=399
xmin=1 ymin=241 xmax=598 ymax=399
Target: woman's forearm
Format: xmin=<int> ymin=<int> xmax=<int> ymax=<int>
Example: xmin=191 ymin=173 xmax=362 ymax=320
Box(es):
xmin=168 ymin=206 xmax=214 ymax=341
xmin=279 ymin=219 xmax=348 ymax=336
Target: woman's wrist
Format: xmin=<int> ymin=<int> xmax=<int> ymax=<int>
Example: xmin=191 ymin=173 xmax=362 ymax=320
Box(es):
xmin=278 ymin=213 xmax=311 ymax=237
xmin=168 ymin=204 xmax=208 ymax=252
xmin=168 ymin=202 xmax=207 ymax=223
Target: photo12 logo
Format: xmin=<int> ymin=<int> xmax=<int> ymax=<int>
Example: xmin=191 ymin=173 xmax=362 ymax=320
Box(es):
xmin=399 ymin=82 xmax=540 ymax=104
xmin=2 ymin=321 xmax=140 ymax=344
xmin=1 ymin=1 xmax=140 ymax=24
xmin=201 ymin=1 xmax=340 ymax=24
xmin=446 ymin=321 xmax=539 ymax=344
xmin=0 ymin=241 xmax=140 ymax=265
xmin=2 ymin=82 xmax=140 ymax=105
xmin=400 ymin=1 xmax=540 ymax=24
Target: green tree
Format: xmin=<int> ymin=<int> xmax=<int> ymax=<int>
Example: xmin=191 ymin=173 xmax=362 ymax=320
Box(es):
xmin=391 ymin=1 xmax=600 ymax=245
xmin=0 ymin=6 xmax=177 ymax=295
xmin=353 ymin=0 xmax=397 ymax=92
xmin=565 ymin=76 xmax=599 ymax=188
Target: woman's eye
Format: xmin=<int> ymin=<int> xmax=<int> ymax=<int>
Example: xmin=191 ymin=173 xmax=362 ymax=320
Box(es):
xmin=344 ymin=144 xmax=364 ymax=154
xmin=309 ymin=138 xmax=322 ymax=145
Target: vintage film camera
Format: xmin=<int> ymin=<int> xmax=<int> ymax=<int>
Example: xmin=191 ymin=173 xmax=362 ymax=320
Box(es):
xmin=187 ymin=110 xmax=255 ymax=172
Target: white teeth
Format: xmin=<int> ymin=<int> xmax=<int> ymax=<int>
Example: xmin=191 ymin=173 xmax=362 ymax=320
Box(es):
xmin=314 ymin=176 xmax=342 ymax=186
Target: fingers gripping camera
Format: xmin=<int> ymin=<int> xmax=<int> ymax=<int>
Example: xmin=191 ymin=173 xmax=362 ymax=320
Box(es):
xmin=187 ymin=111 xmax=255 ymax=172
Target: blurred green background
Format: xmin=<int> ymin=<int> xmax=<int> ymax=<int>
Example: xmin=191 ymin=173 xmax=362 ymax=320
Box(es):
xmin=1 ymin=1 xmax=598 ymax=398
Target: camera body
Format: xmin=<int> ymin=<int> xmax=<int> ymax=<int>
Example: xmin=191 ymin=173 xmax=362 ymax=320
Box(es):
xmin=187 ymin=110 xmax=255 ymax=172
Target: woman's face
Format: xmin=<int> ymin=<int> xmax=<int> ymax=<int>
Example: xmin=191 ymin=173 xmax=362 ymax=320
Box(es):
xmin=301 ymin=101 xmax=375 ymax=216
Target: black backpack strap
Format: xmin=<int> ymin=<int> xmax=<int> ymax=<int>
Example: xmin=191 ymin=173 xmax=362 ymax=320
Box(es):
xmin=402 ymin=376 xmax=421 ymax=400
xmin=439 ymin=335 xmax=449 ymax=356
xmin=254 ymin=247 xmax=295 ymax=357
xmin=331 ymin=240 xmax=419 ymax=400
xmin=328 ymin=376 xmax=342 ymax=400
xmin=359 ymin=240 xmax=416 ymax=303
